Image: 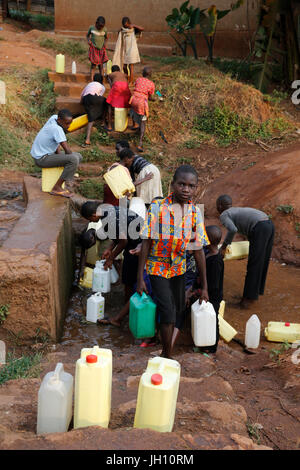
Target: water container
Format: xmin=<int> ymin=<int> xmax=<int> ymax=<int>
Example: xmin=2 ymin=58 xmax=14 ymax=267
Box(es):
xmin=92 ymin=260 xmax=111 ymax=293
xmin=0 ymin=80 xmax=6 ymax=105
xmin=224 ymin=241 xmax=249 ymax=261
xmin=72 ymin=61 xmax=77 ymax=74
xmin=129 ymin=292 xmax=156 ymax=339
xmin=56 ymin=54 xmax=65 ymax=74
xmin=41 ymin=167 xmax=65 ymax=192
xmin=134 ymin=356 xmax=180 ymax=433
xmin=68 ymin=114 xmax=88 ymax=132
xmin=114 ymin=108 xmax=128 ymax=132
xmin=37 ymin=363 xmax=73 ymax=434
xmin=129 ymin=197 xmax=146 ymax=220
xmin=74 ymin=346 xmax=112 ymax=429
xmin=79 ymin=266 xmax=93 ymax=289
xmin=0 ymin=340 xmax=5 ymax=365
xmin=86 ymin=292 xmax=105 ymax=323
xmin=245 ymin=314 xmax=261 ymax=349
xmin=106 ymin=59 xmax=112 ymax=75
xmin=191 ymin=300 xmax=216 ymax=347
xmin=218 ymin=300 xmax=225 ymax=318
xmin=103 ymin=164 xmax=135 ymax=199
xmin=110 ymin=264 xmax=119 ymax=284
xmin=86 ymin=239 xmax=101 ymax=266
xmin=218 ymin=315 xmax=237 ymax=343
xmin=264 ymin=321 xmax=300 ymax=343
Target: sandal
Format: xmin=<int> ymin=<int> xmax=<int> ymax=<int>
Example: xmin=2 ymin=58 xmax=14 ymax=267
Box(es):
xmin=49 ymin=190 xmax=74 ymax=198
xmin=81 ymin=142 xmax=91 ymax=148
xmin=140 ymin=341 xmax=156 ymax=348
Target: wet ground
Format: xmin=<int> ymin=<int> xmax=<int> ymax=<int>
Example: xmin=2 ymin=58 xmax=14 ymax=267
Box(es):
xmin=0 ymin=184 xmax=25 ymax=247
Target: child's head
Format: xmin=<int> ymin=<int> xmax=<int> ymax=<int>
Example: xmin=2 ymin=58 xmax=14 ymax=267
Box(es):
xmin=79 ymin=228 xmax=96 ymax=250
xmin=206 ymin=225 xmax=222 ymax=247
xmin=142 ymin=66 xmax=152 ymax=78
xmin=57 ymin=108 xmax=73 ymax=131
xmin=122 ymin=17 xmax=130 ymax=28
xmin=111 ymin=65 xmax=120 ymax=73
xmin=216 ymin=194 xmax=232 ymax=214
xmin=116 ymin=140 xmax=130 ymax=157
xmin=119 ymin=148 xmax=135 ymax=168
xmin=172 ymin=165 xmax=198 ymax=204
xmin=93 ymin=73 xmax=103 ymax=84
xmin=81 ymin=200 xmax=100 ymax=222
xmin=96 ymin=16 xmax=105 ymax=29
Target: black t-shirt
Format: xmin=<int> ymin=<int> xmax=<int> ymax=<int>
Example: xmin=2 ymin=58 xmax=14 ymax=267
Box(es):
xmin=205 ymin=252 xmax=224 ymax=303
xmin=130 ymin=155 xmax=150 ymax=179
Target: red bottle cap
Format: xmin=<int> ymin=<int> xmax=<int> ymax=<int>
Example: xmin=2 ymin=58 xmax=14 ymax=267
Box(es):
xmin=151 ymin=373 xmax=163 ymax=385
xmin=285 ymin=322 xmax=290 ymax=327
xmin=86 ymin=354 xmax=98 ymax=363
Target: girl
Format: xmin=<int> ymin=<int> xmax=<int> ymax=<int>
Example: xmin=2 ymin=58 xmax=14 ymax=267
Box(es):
xmin=87 ymin=16 xmax=108 ymax=81
xmin=112 ymin=16 xmax=144 ymax=84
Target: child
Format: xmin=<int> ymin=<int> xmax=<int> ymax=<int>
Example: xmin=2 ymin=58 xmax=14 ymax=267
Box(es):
xmin=80 ymin=73 xmax=107 ymax=147
xmin=129 ymin=67 xmax=155 ymax=152
xmin=103 ymin=148 xmax=135 ymax=206
xmin=106 ymin=65 xmax=131 ymax=131
xmin=137 ymin=164 xmax=210 ymax=359
xmin=112 ymin=17 xmax=144 ymax=84
xmin=87 ymin=16 xmax=108 ymax=81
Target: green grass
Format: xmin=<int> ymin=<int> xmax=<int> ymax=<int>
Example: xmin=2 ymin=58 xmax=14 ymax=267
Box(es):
xmin=276 ymin=204 xmax=294 ymax=215
xmin=9 ymin=9 xmax=54 ymax=30
xmin=0 ymin=352 xmax=43 ymax=385
xmin=0 ymin=304 xmax=9 ymax=324
xmin=78 ymin=178 xmax=104 ymax=199
xmin=38 ymin=37 xmax=88 ymax=60
xmin=82 ymin=148 xmax=113 ymax=163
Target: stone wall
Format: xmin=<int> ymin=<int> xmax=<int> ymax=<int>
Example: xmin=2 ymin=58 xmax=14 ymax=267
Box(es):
xmin=0 ymin=176 xmax=74 ymax=343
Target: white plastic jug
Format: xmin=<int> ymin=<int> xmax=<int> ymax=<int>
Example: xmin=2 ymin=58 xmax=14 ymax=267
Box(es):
xmin=110 ymin=264 xmax=119 ymax=284
xmin=72 ymin=61 xmax=77 ymax=74
xmin=191 ymin=300 xmax=216 ymax=347
xmin=37 ymin=363 xmax=73 ymax=434
xmin=0 ymin=340 xmax=5 ymax=364
xmin=86 ymin=292 xmax=105 ymax=323
xmin=245 ymin=314 xmax=261 ymax=349
xmin=92 ymin=260 xmax=111 ymax=293
xmin=129 ymin=197 xmax=146 ymax=220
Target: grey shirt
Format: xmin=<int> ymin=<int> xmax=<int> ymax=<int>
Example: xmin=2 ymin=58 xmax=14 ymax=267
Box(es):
xmin=220 ymin=207 xmax=269 ymax=246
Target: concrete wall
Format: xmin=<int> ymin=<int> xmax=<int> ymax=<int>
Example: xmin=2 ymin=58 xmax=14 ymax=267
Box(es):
xmin=54 ymin=0 xmax=261 ymax=58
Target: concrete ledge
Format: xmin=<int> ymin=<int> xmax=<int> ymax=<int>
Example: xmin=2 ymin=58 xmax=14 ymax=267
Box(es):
xmin=0 ymin=176 xmax=75 ymax=343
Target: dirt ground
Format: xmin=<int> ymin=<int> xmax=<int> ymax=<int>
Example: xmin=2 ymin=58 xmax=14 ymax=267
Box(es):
xmin=0 ymin=20 xmax=300 ymax=451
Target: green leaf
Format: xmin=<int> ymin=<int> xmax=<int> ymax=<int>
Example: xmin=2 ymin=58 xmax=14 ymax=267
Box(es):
xmin=180 ymin=0 xmax=190 ymax=14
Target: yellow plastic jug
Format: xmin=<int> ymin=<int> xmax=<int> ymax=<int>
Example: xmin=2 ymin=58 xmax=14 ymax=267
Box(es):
xmin=74 ymin=346 xmax=112 ymax=429
xmin=56 ymin=54 xmax=65 ymax=74
xmin=219 ymin=300 xmax=225 ymax=318
xmin=86 ymin=239 xmax=101 ymax=266
xmin=134 ymin=356 xmax=180 ymax=433
xmin=79 ymin=267 xmax=93 ymax=289
xmin=224 ymin=241 xmax=249 ymax=261
xmin=68 ymin=114 xmax=88 ymax=132
xmin=114 ymin=108 xmax=128 ymax=132
xmin=103 ymin=164 xmax=135 ymax=199
xmin=264 ymin=321 xmax=300 ymax=343
xmin=41 ymin=167 xmax=65 ymax=192
xmin=217 ymin=301 xmax=237 ymax=342
xmin=106 ymin=59 xmax=112 ymax=75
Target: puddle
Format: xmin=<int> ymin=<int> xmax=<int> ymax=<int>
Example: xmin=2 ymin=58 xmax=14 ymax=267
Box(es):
xmin=0 ymin=183 xmax=25 ymax=247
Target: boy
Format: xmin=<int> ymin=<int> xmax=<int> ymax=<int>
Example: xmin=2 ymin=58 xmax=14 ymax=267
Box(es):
xmin=217 ymin=194 xmax=274 ymax=309
xmin=80 ymin=73 xmax=106 ymax=147
xmin=87 ymin=16 xmax=108 ymax=80
xmin=31 ymin=109 xmax=82 ymax=198
xmin=137 ymin=164 xmax=209 ymax=359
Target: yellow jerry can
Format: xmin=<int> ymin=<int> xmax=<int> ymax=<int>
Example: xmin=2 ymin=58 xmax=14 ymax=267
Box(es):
xmin=114 ymin=108 xmax=128 ymax=132
xmin=68 ymin=114 xmax=89 ymax=132
xmin=219 ymin=300 xmax=225 ymax=318
xmin=224 ymin=241 xmax=249 ymax=261
xmin=218 ymin=300 xmax=237 ymax=342
xmin=106 ymin=60 xmax=112 ymax=75
xmin=79 ymin=267 xmax=93 ymax=289
xmin=264 ymin=321 xmax=300 ymax=343
xmin=103 ymin=164 xmax=135 ymax=199
xmin=56 ymin=54 xmax=65 ymax=73
xmin=42 ymin=167 xmax=65 ymax=192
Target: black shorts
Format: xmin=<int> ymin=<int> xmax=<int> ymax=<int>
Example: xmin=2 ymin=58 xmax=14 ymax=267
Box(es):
xmin=82 ymin=94 xmax=107 ymax=122
xmin=121 ymin=249 xmax=139 ymax=287
xmin=149 ymin=274 xmax=185 ymax=325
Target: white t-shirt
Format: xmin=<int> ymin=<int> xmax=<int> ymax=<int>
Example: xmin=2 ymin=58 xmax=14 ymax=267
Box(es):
xmin=81 ymin=82 xmax=106 ymax=99
xmin=31 ymin=115 xmax=66 ymax=159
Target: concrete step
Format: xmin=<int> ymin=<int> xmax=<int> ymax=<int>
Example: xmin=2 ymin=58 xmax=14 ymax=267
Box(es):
xmin=55 ymin=96 xmax=85 ymax=116
xmin=54 ymin=82 xmax=84 ymax=99
xmin=48 ymin=71 xmax=90 ymax=85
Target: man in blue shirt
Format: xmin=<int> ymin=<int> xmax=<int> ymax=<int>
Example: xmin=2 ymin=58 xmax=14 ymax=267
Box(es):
xmin=31 ymin=109 xmax=83 ymax=198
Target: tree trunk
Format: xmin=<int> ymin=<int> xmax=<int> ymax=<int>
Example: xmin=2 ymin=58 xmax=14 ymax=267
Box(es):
xmin=26 ymin=0 xmax=32 ymax=12
xmin=2 ymin=0 xmax=10 ymax=19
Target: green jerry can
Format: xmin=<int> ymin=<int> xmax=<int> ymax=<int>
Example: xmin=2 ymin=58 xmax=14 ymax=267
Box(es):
xmin=129 ymin=292 xmax=156 ymax=339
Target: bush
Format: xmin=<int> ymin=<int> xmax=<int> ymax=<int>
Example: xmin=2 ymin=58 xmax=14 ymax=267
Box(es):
xmin=9 ymin=9 xmax=54 ymax=30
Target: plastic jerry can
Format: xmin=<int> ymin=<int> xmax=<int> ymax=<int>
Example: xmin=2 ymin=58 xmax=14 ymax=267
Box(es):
xmin=134 ymin=356 xmax=180 ymax=433
xmin=86 ymin=292 xmax=105 ymax=323
xmin=41 ymin=167 xmax=65 ymax=192
xmin=191 ymin=300 xmax=216 ymax=347
xmin=129 ymin=292 xmax=156 ymax=339
xmin=72 ymin=61 xmax=77 ymax=74
xmin=56 ymin=54 xmax=65 ymax=73
xmin=218 ymin=315 xmax=237 ymax=343
xmin=103 ymin=164 xmax=135 ymax=199
xmin=106 ymin=59 xmax=112 ymax=75
xmin=245 ymin=314 xmax=261 ymax=349
xmin=224 ymin=241 xmax=249 ymax=261
xmin=114 ymin=108 xmax=128 ymax=132
xmin=92 ymin=260 xmax=111 ymax=293
xmin=79 ymin=267 xmax=93 ymax=289
xmin=74 ymin=346 xmax=112 ymax=429
xmin=264 ymin=321 xmax=300 ymax=343
xmin=129 ymin=197 xmax=146 ymax=220
xmin=0 ymin=340 xmax=5 ymax=365
xmin=218 ymin=300 xmax=225 ymax=318
xmin=67 ymin=114 xmax=88 ymax=132
xmin=86 ymin=239 xmax=101 ymax=266
xmin=37 ymin=363 xmax=73 ymax=434
xmin=110 ymin=264 xmax=119 ymax=284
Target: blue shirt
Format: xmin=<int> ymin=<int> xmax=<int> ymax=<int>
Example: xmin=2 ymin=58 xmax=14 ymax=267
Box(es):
xmin=31 ymin=115 xmax=67 ymax=159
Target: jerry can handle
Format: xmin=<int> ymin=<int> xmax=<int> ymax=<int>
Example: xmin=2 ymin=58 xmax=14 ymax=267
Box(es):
xmin=53 ymin=363 xmax=64 ymax=381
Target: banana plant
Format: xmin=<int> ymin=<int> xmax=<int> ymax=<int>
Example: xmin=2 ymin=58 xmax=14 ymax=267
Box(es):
xmin=166 ymin=0 xmax=200 ymax=58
